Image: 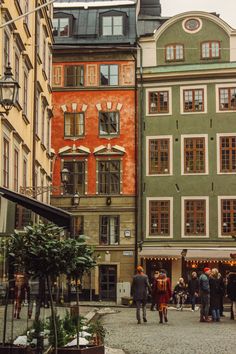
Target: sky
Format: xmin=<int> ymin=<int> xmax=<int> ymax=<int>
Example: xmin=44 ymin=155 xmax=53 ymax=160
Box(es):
xmin=161 ymin=0 xmax=236 ymax=28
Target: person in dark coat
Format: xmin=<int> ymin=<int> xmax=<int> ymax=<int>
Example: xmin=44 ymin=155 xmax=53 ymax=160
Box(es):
xmin=153 ymin=269 xmax=172 ymax=324
xmin=188 ymin=272 xmax=199 ymax=311
xmin=131 ymin=266 xmax=151 ymax=324
xmin=209 ymin=268 xmax=224 ymax=322
xmin=150 ymin=271 xmax=159 ymax=311
xmin=174 ymin=277 xmax=187 ymax=311
xmin=226 ymin=272 xmax=236 ymax=320
xmin=199 ymin=267 xmax=211 ymax=322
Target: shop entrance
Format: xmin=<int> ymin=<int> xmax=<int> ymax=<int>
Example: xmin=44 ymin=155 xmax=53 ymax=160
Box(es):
xmin=145 ymin=259 xmax=172 ymax=283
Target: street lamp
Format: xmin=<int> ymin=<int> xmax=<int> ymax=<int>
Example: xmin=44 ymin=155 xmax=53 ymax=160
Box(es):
xmin=61 ymin=168 xmax=70 ymax=193
xmin=72 ymin=191 xmax=80 ymax=206
xmin=0 ymin=65 xmax=19 ymax=115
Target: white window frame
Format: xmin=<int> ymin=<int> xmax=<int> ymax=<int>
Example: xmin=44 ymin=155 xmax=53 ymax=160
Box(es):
xmin=146 ymin=197 xmax=173 ymax=238
xmin=146 ymin=135 xmax=173 ymax=176
xmin=180 ymin=85 xmax=207 ymax=114
xmin=181 ymin=134 xmax=208 ymax=175
xmin=216 ymin=133 xmax=236 ymax=175
xmin=215 ymin=83 xmax=236 ymax=113
xmin=146 ymin=87 xmax=172 ymax=116
xmin=181 ymin=196 xmax=209 ymax=238
xmin=218 ymin=196 xmax=236 ymax=238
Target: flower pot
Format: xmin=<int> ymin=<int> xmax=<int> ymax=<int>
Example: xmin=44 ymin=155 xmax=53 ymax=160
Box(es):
xmin=0 ymin=344 xmax=37 ymax=353
xmin=56 ymin=345 xmax=105 ymax=354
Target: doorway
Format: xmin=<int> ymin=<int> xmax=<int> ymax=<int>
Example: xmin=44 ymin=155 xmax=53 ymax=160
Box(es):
xmin=99 ymin=265 xmax=117 ymax=301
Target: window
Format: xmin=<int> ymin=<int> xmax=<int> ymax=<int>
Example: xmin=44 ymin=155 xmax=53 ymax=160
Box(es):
xmin=3 ymin=138 xmax=9 ymax=188
xmin=52 ymin=17 xmax=69 ymax=37
xmin=35 ymin=91 xmax=39 ymax=136
xmin=41 ymin=101 xmax=46 ymax=145
xmin=64 ymin=112 xmax=84 ymax=137
xmin=42 ymin=36 xmax=46 ymax=71
xmin=221 ymin=199 xmax=236 ymax=235
xmin=184 ymin=137 xmax=206 ymax=174
xmin=14 ymin=149 xmax=19 ymax=192
xmin=149 ymin=138 xmax=170 ymax=174
xmin=63 ymin=161 xmax=85 ymax=195
xmin=100 ymin=65 xmax=118 ymax=86
xmin=149 ymin=200 xmax=170 ymax=236
xmin=98 ymin=160 xmax=120 ymax=194
xmin=23 ymin=0 xmax=29 ymax=26
xmin=102 ymin=16 xmax=123 ymax=36
xmin=99 ymin=112 xmax=119 ymax=136
xmin=201 ymin=41 xmax=220 ymax=59
xmin=149 ymin=91 xmax=169 ymax=113
xmin=64 ymin=65 xmax=84 ymax=87
xmin=184 ymin=199 xmax=206 ymax=236
xmin=100 ymin=216 xmax=119 ymax=245
xmin=23 ymin=158 xmax=27 ymax=188
xmin=219 ymin=88 xmax=236 ymax=111
xmin=3 ymin=32 xmax=10 ymax=69
xmin=165 ymin=44 xmax=184 ymax=61
xmin=73 ymin=216 xmax=84 ymax=236
xmin=220 ymin=136 xmax=236 ymax=173
xmin=23 ymin=71 xmax=28 ymax=116
xmin=14 ymin=53 xmax=20 ymax=101
xmin=15 ymin=205 xmax=31 ymax=230
xmin=183 ymin=89 xmax=204 ymax=112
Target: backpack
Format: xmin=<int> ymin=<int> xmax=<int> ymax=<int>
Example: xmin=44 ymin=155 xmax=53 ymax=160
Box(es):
xmin=156 ymin=278 xmax=167 ymax=293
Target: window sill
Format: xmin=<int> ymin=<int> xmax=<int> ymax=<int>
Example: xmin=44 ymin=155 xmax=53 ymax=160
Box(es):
xmin=23 ymin=22 xmax=31 ymax=38
xmin=41 ymin=142 xmax=47 ymax=151
xmin=35 ymin=134 xmax=40 ymax=142
xmin=64 ymin=136 xmax=85 ymax=140
xmin=15 ymin=101 xmax=22 ymax=112
xmin=22 ymin=113 xmax=30 ymax=125
xmin=99 ymin=134 xmax=119 ymax=138
xmin=37 ymin=54 xmax=42 ymax=65
xmin=42 ymin=69 xmax=48 ymax=81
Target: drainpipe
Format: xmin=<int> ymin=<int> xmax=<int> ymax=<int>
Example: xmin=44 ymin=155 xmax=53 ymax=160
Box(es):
xmin=136 ymin=42 xmax=144 ymax=268
xmin=32 ymin=0 xmax=38 ymax=198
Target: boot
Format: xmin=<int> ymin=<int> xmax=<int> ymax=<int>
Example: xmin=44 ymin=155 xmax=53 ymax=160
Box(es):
xmin=164 ymin=309 xmax=168 ymax=322
xmin=159 ymin=311 xmax=163 ymax=324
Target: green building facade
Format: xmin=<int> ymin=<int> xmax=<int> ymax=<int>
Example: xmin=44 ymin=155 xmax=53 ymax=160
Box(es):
xmin=137 ymin=11 xmax=236 ymax=286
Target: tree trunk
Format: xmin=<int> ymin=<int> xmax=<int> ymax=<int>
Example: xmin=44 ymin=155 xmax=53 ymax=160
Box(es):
xmin=46 ymin=275 xmax=58 ymax=354
xmin=2 ymin=284 xmax=9 ymax=345
xmin=76 ymin=276 xmax=80 ymax=349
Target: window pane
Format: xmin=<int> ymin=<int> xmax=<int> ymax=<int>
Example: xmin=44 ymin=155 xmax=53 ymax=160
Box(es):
xmin=113 ymin=16 xmax=123 ymax=35
xmin=150 ymin=200 xmax=170 ymax=235
xmin=59 ymin=18 xmax=69 ymax=36
xmin=99 ymin=112 xmax=119 ymax=135
xmin=109 ymin=65 xmax=118 ymax=85
xmin=100 ymin=216 xmax=119 ymax=245
xmin=100 ymin=65 xmax=109 ymax=85
xmin=63 ymin=161 xmax=85 ymax=194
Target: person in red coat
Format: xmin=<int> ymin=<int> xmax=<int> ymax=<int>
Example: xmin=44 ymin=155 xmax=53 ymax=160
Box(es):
xmin=153 ymin=269 xmax=172 ymax=324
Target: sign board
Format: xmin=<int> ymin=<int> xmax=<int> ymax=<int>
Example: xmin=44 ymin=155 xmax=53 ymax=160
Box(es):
xmin=123 ymin=251 xmax=133 ymax=256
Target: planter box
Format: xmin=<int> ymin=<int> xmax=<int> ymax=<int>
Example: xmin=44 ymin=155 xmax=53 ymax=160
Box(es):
xmin=0 ymin=345 xmax=37 ymax=353
xmin=56 ymin=345 xmax=105 ymax=354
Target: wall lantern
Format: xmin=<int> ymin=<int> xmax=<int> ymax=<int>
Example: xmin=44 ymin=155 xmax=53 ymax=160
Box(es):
xmin=0 ymin=65 xmax=19 ymax=115
xmin=72 ymin=191 xmax=80 ymax=206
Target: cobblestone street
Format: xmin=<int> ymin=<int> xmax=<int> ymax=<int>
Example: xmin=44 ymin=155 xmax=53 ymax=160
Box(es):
xmin=101 ymin=307 xmax=236 ymax=354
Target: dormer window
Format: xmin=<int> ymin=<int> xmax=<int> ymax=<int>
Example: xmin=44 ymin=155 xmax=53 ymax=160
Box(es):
xmin=53 ymin=17 xmax=69 ymax=37
xmin=102 ymin=16 xmax=123 ymax=36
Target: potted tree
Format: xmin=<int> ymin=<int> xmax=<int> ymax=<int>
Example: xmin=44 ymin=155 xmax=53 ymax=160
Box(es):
xmin=5 ymin=222 xmax=104 ymax=354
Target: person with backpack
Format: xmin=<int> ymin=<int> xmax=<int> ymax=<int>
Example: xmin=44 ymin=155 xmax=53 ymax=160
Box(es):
xmin=209 ymin=268 xmax=224 ymax=322
xmin=152 ymin=269 xmax=171 ymax=324
xmin=131 ymin=266 xmax=151 ymax=324
xmin=199 ymin=267 xmax=211 ymax=322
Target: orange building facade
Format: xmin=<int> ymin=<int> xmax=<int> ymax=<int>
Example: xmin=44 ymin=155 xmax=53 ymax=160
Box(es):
xmin=51 ymin=53 xmax=137 ymax=301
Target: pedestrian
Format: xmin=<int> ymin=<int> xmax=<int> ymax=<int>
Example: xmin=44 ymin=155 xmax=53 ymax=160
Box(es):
xmin=14 ymin=273 xmax=30 ymax=319
xmin=174 ymin=277 xmax=187 ymax=311
xmin=153 ymin=269 xmax=171 ymax=324
xmin=218 ymin=273 xmax=225 ymax=317
xmin=199 ymin=267 xmax=211 ymax=322
xmin=28 ymin=277 xmax=41 ymax=320
xmin=131 ymin=266 xmax=151 ymax=324
xmin=226 ymin=271 xmax=236 ymax=320
xmin=209 ymin=268 xmax=224 ymax=322
xmin=188 ymin=272 xmax=199 ymax=312
xmin=150 ymin=271 xmax=159 ymax=311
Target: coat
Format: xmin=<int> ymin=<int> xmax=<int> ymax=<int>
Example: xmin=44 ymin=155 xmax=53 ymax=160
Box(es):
xmin=131 ymin=274 xmax=151 ymax=301
xmin=153 ymin=276 xmax=172 ymax=305
xmin=188 ymin=278 xmax=199 ymax=296
xmin=227 ymin=273 xmax=236 ymax=301
xmin=209 ymin=277 xmax=224 ymax=309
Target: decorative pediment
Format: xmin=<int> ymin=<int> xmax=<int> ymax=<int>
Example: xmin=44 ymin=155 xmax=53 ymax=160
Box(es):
xmin=94 ymin=144 xmax=126 ymax=156
xmin=59 ymin=144 xmax=90 ymax=156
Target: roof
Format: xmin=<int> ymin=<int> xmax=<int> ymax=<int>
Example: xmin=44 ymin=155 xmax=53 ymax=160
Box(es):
xmin=0 ymin=187 xmax=72 ymax=229
xmin=53 ymin=2 xmax=137 ymax=45
xmin=137 ymin=17 xmax=167 ymax=36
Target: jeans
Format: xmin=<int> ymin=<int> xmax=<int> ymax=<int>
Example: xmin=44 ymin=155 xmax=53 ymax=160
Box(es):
xmin=191 ymin=295 xmax=197 ymax=310
xmin=136 ymin=299 xmax=147 ymax=321
xmin=211 ymin=308 xmax=220 ymax=321
xmin=176 ymin=293 xmax=186 ymax=309
xmin=200 ymin=293 xmax=210 ymax=319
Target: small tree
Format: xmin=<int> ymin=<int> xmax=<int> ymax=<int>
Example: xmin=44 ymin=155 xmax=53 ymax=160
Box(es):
xmin=7 ymin=222 xmax=96 ymax=352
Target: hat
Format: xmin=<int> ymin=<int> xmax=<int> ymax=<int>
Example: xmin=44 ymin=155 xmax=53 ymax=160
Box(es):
xmin=137 ymin=266 xmax=144 ymax=273
xmin=204 ymin=267 xmax=211 ymax=273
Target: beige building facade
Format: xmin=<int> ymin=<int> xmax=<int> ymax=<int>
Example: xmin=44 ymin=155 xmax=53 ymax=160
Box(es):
xmin=0 ymin=0 xmax=54 ymax=276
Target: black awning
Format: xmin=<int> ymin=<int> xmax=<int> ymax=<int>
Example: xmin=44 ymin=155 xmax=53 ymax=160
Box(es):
xmin=0 ymin=187 xmax=72 ymax=229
